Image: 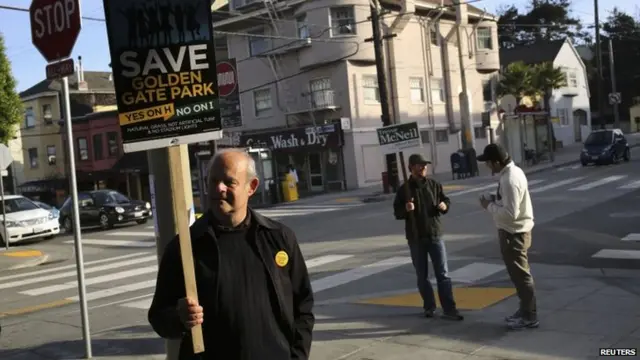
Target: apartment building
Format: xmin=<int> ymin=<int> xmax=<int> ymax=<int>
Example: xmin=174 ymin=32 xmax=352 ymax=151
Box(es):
xmin=17 ymin=61 xmax=116 ymax=203
xmin=215 ymin=0 xmax=500 ymax=192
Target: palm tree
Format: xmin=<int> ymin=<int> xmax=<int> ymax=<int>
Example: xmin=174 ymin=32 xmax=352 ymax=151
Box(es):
xmin=496 ymin=61 xmax=537 ymax=109
xmin=530 ymin=61 xmax=567 ymax=112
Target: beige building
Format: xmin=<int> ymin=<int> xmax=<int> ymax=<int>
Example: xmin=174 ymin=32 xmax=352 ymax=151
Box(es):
xmin=630 ymin=97 xmax=640 ymax=133
xmin=17 ymin=63 xmax=115 ymax=203
xmin=215 ymin=0 xmax=500 ymax=192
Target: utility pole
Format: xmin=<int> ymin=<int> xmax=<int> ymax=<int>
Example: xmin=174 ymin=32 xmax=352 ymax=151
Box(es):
xmin=608 ymin=38 xmax=620 ymax=128
xmin=594 ymin=0 xmax=605 ymax=127
xmin=367 ymin=0 xmax=398 ymax=192
xmin=454 ymin=0 xmax=474 ymax=150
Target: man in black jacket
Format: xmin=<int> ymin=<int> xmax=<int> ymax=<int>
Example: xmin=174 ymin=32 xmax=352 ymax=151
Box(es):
xmin=148 ymin=149 xmax=315 ymax=359
xmin=393 ymin=154 xmax=463 ymax=321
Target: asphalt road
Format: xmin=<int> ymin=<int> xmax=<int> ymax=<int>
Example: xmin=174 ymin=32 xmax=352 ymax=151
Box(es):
xmin=2 ymin=148 xmax=640 ymax=358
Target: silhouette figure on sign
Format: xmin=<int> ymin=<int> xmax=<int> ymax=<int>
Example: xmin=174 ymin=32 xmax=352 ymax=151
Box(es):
xmin=185 ymin=3 xmax=201 ymax=41
xmin=145 ymin=1 xmax=161 ymax=46
xmin=136 ymin=7 xmax=149 ymax=47
xmin=159 ymin=1 xmax=174 ymax=44
xmin=173 ymin=3 xmax=186 ymax=42
xmin=118 ymin=6 xmax=138 ymax=47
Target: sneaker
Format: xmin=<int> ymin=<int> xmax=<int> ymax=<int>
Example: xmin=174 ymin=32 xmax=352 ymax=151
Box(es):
xmin=505 ymin=310 xmax=521 ymax=323
xmin=423 ymin=309 xmax=436 ymax=318
xmin=507 ymin=317 xmax=539 ymax=330
xmin=442 ymin=310 xmax=464 ymax=321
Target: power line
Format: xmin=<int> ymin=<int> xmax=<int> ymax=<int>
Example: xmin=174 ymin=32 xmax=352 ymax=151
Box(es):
xmin=0 ymin=4 xmax=104 ymax=21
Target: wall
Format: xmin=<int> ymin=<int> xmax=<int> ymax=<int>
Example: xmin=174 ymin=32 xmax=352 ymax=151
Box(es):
xmin=8 ymin=124 xmax=25 ymax=191
xmin=551 ymin=42 xmax=591 ymax=145
xmin=630 ymin=105 xmax=640 ymax=133
xmin=61 ymin=113 xmax=121 ymax=173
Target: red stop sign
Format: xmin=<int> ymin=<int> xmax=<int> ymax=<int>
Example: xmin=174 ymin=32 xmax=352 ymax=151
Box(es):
xmin=30 ymin=0 xmax=82 ymax=63
xmin=216 ymin=61 xmax=238 ymax=98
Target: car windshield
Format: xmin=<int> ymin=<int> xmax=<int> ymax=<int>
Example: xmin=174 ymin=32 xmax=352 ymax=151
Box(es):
xmin=1 ymin=197 xmax=41 ymax=213
xmin=585 ymin=131 xmax=612 ymax=146
xmin=100 ymin=191 xmax=131 ymax=204
xmin=35 ymin=201 xmax=52 ymax=210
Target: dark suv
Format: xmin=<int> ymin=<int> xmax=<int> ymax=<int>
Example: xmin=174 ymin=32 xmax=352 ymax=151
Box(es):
xmin=580 ymin=129 xmax=630 ymax=166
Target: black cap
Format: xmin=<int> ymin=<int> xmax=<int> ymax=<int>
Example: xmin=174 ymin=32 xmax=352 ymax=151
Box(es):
xmin=477 ymin=144 xmax=509 ymax=162
xmin=408 ymin=154 xmax=431 ymax=166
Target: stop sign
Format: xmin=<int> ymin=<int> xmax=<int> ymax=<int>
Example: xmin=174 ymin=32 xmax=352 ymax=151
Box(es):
xmin=30 ymin=0 xmax=82 ymax=63
xmin=216 ymin=61 xmax=238 ymax=98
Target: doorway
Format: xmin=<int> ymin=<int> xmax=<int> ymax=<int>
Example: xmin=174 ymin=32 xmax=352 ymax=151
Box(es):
xmin=573 ymin=109 xmax=587 ymax=142
xmin=308 ymin=152 xmax=324 ymax=192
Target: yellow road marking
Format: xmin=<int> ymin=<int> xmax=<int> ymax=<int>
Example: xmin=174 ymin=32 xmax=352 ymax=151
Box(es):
xmin=0 ymin=250 xmax=44 ymax=257
xmin=334 ymin=198 xmax=358 ymax=203
xmin=0 ymin=299 xmax=74 ymax=317
xmin=357 ymin=287 xmax=516 ymax=310
xmin=443 ymin=185 xmax=466 ymax=191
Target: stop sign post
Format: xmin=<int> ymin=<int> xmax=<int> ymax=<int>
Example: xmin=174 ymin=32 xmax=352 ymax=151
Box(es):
xmin=29 ymin=1 xmax=91 ymax=357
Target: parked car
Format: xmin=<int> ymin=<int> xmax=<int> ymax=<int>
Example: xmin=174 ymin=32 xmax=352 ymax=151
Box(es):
xmin=33 ymin=200 xmax=60 ymax=219
xmin=580 ymin=129 xmax=630 ymax=166
xmin=0 ymin=195 xmax=60 ymax=245
xmin=58 ymin=189 xmax=152 ymax=232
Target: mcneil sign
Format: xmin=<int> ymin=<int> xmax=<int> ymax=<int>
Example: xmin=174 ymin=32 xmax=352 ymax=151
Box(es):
xmin=376 ymin=122 xmax=422 ymax=154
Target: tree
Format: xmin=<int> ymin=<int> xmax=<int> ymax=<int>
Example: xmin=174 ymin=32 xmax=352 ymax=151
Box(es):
xmin=530 ymin=61 xmax=567 ymax=112
xmin=496 ymin=61 xmax=535 ymax=106
xmin=0 ymin=33 xmax=22 ymax=143
xmin=496 ymin=0 xmax=591 ymax=49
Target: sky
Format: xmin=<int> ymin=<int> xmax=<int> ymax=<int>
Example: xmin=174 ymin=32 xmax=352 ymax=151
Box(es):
xmin=0 ymin=0 xmax=637 ymax=93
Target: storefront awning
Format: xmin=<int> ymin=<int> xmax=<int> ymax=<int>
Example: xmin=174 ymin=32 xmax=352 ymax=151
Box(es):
xmin=111 ymin=152 xmax=149 ymax=174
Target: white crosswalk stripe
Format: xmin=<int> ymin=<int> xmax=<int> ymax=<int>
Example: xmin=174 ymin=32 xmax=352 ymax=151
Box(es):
xmin=592 ymin=249 xmax=640 ymax=260
xmin=2 ymin=252 xmax=509 ymax=311
xmin=529 ymin=177 xmax=585 ymax=194
xmin=255 ymin=203 xmax=365 ymax=219
xmin=569 ymin=175 xmax=627 ymax=191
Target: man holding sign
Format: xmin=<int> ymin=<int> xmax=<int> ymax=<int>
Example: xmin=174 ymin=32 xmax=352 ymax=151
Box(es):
xmin=393 ymin=154 xmax=463 ymax=321
xmin=148 ymin=149 xmax=315 ymax=359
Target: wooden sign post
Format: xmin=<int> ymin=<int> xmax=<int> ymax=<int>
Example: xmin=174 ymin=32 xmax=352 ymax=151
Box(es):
xmin=376 ymin=122 xmax=423 ymax=240
xmin=103 ymin=0 xmax=224 ymax=354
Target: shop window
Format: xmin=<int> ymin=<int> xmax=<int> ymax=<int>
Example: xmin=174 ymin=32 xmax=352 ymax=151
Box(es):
xmin=435 ymin=130 xmax=449 ymax=143
xmin=47 ymin=145 xmax=56 ymax=165
xmin=77 ymin=137 xmax=89 ymax=161
xmin=28 ymin=148 xmax=38 ymax=168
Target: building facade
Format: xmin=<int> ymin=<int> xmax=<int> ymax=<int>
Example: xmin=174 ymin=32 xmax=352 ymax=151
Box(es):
xmin=215 ymin=0 xmax=500 ymax=192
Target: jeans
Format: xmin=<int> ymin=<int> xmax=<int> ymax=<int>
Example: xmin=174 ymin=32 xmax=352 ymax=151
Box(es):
xmin=498 ymin=229 xmax=537 ymax=321
xmin=408 ymin=237 xmax=457 ymax=313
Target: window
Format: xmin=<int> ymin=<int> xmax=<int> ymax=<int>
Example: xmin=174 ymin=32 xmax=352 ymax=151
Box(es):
xmin=429 ymin=24 xmax=439 ymax=46
xmin=435 ymin=130 xmax=449 ymax=143
xmin=430 ymin=78 xmax=445 ymax=103
xmin=482 ymin=80 xmax=492 ymax=102
xmin=77 ymin=137 xmax=89 ymax=160
xmin=107 ymin=132 xmax=119 ymax=156
xmin=248 ymin=28 xmax=269 ymax=56
xmin=477 ymin=28 xmax=492 ymax=49
xmin=46 ymin=145 xmax=56 ymax=165
xmin=330 ymin=7 xmax=356 ymax=36
xmin=309 ymin=78 xmax=333 ymax=108
xmin=474 ymin=127 xmax=487 ymax=139
xmin=420 ymin=130 xmax=431 ymax=144
xmin=254 ymin=89 xmax=272 ymax=116
xmin=28 ymin=148 xmax=38 ymax=168
xmin=566 ymin=71 xmax=578 ymax=87
xmin=409 ymin=77 xmax=425 ymax=103
xmin=297 ymin=14 xmax=309 ymax=39
xmin=362 ymin=75 xmax=380 ymax=104
xmin=42 ymin=104 xmax=53 ymax=124
xmin=25 ymin=107 xmax=35 ymax=128
xmin=93 ymin=133 xmax=104 ymax=160
xmin=557 ymin=108 xmax=569 ymax=126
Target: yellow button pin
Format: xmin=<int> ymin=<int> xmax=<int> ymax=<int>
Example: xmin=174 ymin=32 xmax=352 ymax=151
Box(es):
xmin=275 ymin=251 xmax=289 ymax=267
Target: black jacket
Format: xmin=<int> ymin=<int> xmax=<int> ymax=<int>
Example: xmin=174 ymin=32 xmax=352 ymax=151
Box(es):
xmin=147 ymin=209 xmax=315 ymax=359
xmin=393 ymin=177 xmax=450 ymax=241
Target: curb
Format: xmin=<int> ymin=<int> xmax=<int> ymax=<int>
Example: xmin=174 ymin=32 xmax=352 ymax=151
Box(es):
xmin=5 ymin=253 xmax=50 ymax=271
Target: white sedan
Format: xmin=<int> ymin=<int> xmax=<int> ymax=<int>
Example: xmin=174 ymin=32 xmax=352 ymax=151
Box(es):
xmin=0 ymin=195 xmax=60 ymax=245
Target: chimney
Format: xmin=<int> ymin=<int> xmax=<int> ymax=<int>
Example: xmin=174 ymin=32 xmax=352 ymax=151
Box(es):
xmin=77 ymin=55 xmax=88 ymax=91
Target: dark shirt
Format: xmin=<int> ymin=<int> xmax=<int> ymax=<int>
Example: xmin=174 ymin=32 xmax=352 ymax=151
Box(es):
xmin=213 ymin=216 xmax=290 ymax=359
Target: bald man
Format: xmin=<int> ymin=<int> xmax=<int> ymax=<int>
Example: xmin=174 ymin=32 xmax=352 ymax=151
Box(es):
xmin=148 ymin=149 xmax=315 ymax=360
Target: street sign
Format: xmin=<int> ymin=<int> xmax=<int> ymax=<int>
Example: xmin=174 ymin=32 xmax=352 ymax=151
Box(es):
xmin=46 ymin=58 xmax=75 ymax=80
xmin=104 ymin=0 xmax=223 ymax=153
xmin=29 ymin=0 xmax=82 ymax=63
xmin=376 ymin=122 xmax=422 ymax=154
xmin=217 ymin=59 xmax=242 ymax=128
xmin=0 ymin=144 xmax=13 ymax=170
xmin=609 ymin=92 xmax=621 ymax=105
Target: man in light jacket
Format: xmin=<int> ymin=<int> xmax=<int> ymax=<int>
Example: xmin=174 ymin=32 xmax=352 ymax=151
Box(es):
xmin=477 ymin=144 xmax=539 ymax=330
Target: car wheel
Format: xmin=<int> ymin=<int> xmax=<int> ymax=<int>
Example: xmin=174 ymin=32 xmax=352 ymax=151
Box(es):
xmin=136 ymin=219 xmax=148 ymax=225
xmin=99 ymin=213 xmax=112 ymax=230
xmin=581 ymin=161 xmax=588 ymax=166
xmin=63 ymin=217 xmax=73 ymax=233
xmin=624 ymin=148 xmax=630 ymax=162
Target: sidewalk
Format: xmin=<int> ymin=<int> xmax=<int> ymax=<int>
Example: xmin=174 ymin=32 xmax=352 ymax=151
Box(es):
xmin=3 ymin=261 xmax=638 ymax=360
xmin=0 ymin=243 xmax=74 ymax=271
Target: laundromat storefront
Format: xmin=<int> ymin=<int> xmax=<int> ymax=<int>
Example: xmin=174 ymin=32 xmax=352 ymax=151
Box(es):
xmin=239 ymin=123 xmax=345 ymax=201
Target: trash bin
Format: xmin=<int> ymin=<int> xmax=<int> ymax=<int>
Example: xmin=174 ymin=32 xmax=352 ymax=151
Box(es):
xmin=381 ymin=172 xmax=390 ymax=194
xmin=280 ymin=173 xmax=299 ymax=202
xmin=460 ymin=148 xmax=479 ymax=177
xmin=450 ymin=151 xmax=468 ymax=180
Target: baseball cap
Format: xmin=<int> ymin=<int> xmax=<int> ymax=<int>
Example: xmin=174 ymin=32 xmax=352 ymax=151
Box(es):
xmin=476 ymin=144 xmax=509 ymax=162
xmin=408 ymin=154 xmax=432 ymax=166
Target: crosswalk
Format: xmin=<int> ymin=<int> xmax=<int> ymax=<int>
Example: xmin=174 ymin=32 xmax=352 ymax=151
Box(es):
xmin=448 ymin=174 xmax=640 ymax=198
xmin=591 ymin=233 xmax=640 ymax=261
xmin=0 ymin=251 xmax=509 ymax=312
